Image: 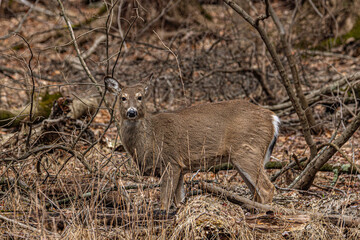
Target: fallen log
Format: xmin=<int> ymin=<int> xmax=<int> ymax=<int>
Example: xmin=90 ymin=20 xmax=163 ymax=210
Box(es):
xmin=0 ymin=92 xmax=62 ymax=128
xmin=0 ymin=94 xmax=100 ymax=128
xmin=199 ymin=182 xmax=360 ymax=228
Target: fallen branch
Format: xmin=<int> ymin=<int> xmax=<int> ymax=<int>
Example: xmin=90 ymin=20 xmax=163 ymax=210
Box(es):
xmin=199 ymin=182 xmax=360 ymax=227
xmin=300 ymin=49 xmax=357 ymax=60
xmin=267 ymin=71 xmax=360 ymax=112
xmin=267 ymin=160 xmax=359 ymax=174
xmin=66 ymin=35 xmax=106 ymax=71
xmin=205 ymin=161 xmax=359 ymax=176
xmin=199 ymin=181 xmax=273 ymax=212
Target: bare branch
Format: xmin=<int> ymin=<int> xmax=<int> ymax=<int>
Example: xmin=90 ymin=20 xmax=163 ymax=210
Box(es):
xmin=267 ymin=0 xmax=319 ymax=134
xmin=106 ymin=0 xmax=120 ymax=75
xmin=224 ymin=0 xmax=317 ymax=160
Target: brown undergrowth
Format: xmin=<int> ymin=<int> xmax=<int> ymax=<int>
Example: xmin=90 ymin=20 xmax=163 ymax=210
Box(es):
xmin=1 ymin=1 xmax=360 ymax=239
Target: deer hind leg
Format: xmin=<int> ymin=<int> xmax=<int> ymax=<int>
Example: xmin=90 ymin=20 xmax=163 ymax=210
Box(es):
xmin=174 ymin=172 xmax=185 ymax=207
xmin=230 ymin=151 xmax=275 ymax=204
xmin=160 ymin=164 xmax=181 ymax=211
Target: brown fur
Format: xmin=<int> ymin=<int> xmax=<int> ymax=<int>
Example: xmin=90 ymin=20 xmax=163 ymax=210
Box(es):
xmin=105 ymin=77 xmax=277 ymax=210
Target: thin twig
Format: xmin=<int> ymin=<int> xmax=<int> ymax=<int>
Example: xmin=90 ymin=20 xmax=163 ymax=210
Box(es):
xmin=308 ymin=0 xmax=323 ymax=18
xmin=117 ymin=0 xmax=128 ymax=53
xmin=153 ymin=30 xmax=184 ymax=96
xmin=56 ymin=0 xmax=99 ymax=91
xmin=15 ymin=0 xmax=55 ymax=16
xmin=254 ymin=0 xmax=270 ymax=26
xmin=15 ymin=34 xmax=35 ymax=151
xmin=112 ymin=15 xmax=138 ymax=77
xmin=105 ymin=0 xmax=120 ymax=75
xmin=292 ymin=154 xmax=303 ymax=170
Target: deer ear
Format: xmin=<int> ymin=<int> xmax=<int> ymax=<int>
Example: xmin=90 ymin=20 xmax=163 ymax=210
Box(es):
xmin=104 ymin=76 xmax=122 ymax=94
xmin=141 ymin=73 xmax=153 ymax=94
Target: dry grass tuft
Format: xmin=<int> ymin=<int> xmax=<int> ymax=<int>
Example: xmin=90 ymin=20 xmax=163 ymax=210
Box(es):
xmin=168 ymin=196 xmax=249 ymax=240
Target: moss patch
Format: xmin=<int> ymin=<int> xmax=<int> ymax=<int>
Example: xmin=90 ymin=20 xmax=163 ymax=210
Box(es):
xmin=38 ymin=92 xmax=62 ymax=117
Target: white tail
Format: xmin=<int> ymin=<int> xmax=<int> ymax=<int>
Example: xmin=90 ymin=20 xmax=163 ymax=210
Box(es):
xmin=105 ymin=76 xmax=280 ymax=210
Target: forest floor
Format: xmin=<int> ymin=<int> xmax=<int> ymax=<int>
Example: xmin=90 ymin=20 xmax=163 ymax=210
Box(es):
xmin=1 ymin=1 xmax=360 ymax=239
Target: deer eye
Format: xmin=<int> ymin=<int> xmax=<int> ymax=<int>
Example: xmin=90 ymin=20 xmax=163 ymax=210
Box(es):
xmin=121 ymin=97 xmax=127 ymax=101
xmin=137 ymin=96 xmax=142 ymax=101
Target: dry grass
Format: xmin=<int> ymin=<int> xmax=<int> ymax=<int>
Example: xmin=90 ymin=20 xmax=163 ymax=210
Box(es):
xmin=1 ymin=148 xmax=359 ymax=240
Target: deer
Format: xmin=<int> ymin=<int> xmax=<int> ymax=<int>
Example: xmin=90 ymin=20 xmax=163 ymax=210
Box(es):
xmin=104 ymin=76 xmax=280 ymax=211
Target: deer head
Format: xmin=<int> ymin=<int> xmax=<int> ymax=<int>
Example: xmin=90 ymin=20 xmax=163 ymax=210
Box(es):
xmin=104 ymin=76 xmax=151 ymax=121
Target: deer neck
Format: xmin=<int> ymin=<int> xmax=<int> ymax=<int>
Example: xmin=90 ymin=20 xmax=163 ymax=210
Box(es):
xmin=120 ymin=117 xmax=153 ymax=171
xmin=121 ymin=118 xmax=145 ymax=148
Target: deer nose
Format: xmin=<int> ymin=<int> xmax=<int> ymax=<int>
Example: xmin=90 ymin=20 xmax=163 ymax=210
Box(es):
xmin=127 ymin=108 xmax=138 ymax=119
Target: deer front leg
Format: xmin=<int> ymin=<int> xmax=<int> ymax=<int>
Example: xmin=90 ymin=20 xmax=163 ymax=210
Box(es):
xmin=160 ymin=164 xmax=181 ymax=211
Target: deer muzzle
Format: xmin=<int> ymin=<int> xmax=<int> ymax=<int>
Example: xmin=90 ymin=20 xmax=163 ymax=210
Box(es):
xmin=126 ymin=107 xmax=138 ymax=119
